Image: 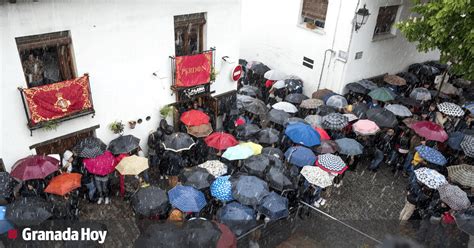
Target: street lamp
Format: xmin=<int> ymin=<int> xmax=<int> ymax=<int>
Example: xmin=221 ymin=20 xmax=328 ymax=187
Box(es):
xmin=355 ymin=4 xmax=370 ymax=31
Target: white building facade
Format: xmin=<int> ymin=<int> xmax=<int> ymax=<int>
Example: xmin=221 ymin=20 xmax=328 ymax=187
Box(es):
xmin=0 ymin=0 xmax=241 ymax=171
xmin=240 ymin=0 xmax=440 ymax=96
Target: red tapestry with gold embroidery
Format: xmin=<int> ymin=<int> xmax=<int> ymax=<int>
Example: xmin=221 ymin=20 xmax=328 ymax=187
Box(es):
xmin=22 ymin=75 xmax=93 ymax=125
xmin=175 ymin=52 xmax=212 ymax=87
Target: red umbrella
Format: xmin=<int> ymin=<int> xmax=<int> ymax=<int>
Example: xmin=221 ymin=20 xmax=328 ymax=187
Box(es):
xmin=205 ymin=132 xmax=239 ymax=150
xmin=83 ymin=151 xmax=117 ymax=176
xmin=11 ymin=155 xmax=59 ymax=181
xmin=180 ymin=110 xmax=210 ymax=126
xmin=410 ymin=121 xmax=448 ymax=142
xmin=315 ymin=127 xmax=331 ymax=140
xmin=215 ymin=222 xmax=237 ymax=248
xmin=44 ymin=173 xmax=82 ymax=196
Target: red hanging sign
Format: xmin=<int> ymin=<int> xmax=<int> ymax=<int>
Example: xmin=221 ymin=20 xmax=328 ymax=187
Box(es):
xmin=175 ymin=52 xmax=212 ymax=87
xmin=22 ymin=75 xmax=94 ymax=125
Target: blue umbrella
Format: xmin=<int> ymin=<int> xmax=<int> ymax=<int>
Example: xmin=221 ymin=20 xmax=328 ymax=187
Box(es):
xmin=168 ymin=185 xmax=207 ymax=212
xmin=0 ymin=206 xmax=13 ymax=234
xmin=231 ymin=175 xmax=269 ymax=206
xmin=222 ymin=145 xmax=254 ymax=161
xmin=285 ymin=123 xmax=321 ymax=147
xmin=335 ymin=138 xmax=364 ymax=155
xmin=463 ymin=102 xmax=474 ymax=113
xmin=448 ymin=131 xmax=465 ymax=151
xmin=211 ymin=176 xmax=233 ymax=202
xmin=415 ymin=145 xmax=447 ymax=166
xmin=217 ymin=202 xmax=256 ymax=236
xmin=257 ymin=192 xmax=289 ymax=221
xmin=284 ymin=146 xmax=317 ymax=167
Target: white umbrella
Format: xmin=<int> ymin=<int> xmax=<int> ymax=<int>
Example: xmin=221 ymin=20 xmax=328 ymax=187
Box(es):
xmin=414 ymin=167 xmax=447 ymax=189
xmin=304 ymin=115 xmax=323 ymax=128
xmin=272 ymin=102 xmax=298 ymax=113
xmin=300 ymin=166 xmax=335 ymax=188
xmin=198 ymin=160 xmax=228 ymax=177
xmin=272 ymin=80 xmax=286 ymax=89
xmin=264 ymin=70 xmax=287 ymax=81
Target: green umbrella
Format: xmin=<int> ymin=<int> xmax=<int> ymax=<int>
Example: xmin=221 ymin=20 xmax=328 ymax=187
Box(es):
xmin=368 ymin=87 xmax=396 ymax=102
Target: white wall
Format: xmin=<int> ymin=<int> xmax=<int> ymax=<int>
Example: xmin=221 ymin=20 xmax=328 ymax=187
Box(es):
xmin=240 ymin=0 xmax=358 ymax=96
xmin=0 ymin=0 xmax=241 ymax=171
xmin=342 ymin=0 xmax=440 ymax=85
xmin=240 ymin=0 xmax=440 ymax=95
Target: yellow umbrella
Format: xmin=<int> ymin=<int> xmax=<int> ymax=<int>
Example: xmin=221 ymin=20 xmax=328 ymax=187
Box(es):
xmin=240 ymin=142 xmax=262 ymax=155
xmin=116 ymin=155 xmax=149 ymax=175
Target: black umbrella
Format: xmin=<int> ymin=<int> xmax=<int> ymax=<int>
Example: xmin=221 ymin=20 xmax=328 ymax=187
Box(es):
xmin=134 ymin=223 xmax=186 ymax=248
xmin=266 ymin=109 xmax=290 ymax=125
xmin=258 ymin=128 xmax=280 ymax=144
xmin=179 ymin=167 xmax=215 ymax=190
xmin=250 ymin=63 xmax=271 ymax=75
xmin=315 ymin=105 xmax=336 ymax=116
xmin=243 ymin=98 xmax=268 ymax=115
xmin=237 ymin=94 xmax=256 ymax=109
xmin=217 ymin=202 xmax=256 ymax=236
xmin=257 ymin=192 xmax=289 ymax=220
xmin=182 ymin=219 xmax=222 ymax=248
xmin=352 ymin=103 xmax=368 ymax=119
xmin=6 ymin=197 xmax=52 ymax=226
xmin=162 ymin=133 xmax=195 ymax=152
xmin=238 ymin=85 xmax=261 ymax=98
xmin=366 ymin=108 xmax=398 ymax=128
xmin=231 ymin=175 xmax=270 ymax=206
xmin=285 ymin=93 xmax=308 ymax=105
xmin=108 ymin=135 xmax=140 ymax=154
xmin=345 ymin=82 xmax=369 ymax=94
xmin=243 ymin=155 xmax=270 ymax=178
xmin=265 ymin=166 xmax=295 ymax=192
xmin=73 ymin=137 xmax=106 ymax=158
xmin=394 ymin=96 xmax=420 ymax=107
xmin=284 ymin=79 xmax=304 ymax=93
xmin=397 ymin=72 xmax=420 ymax=85
xmin=131 ymin=186 xmax=169 ymax=216
xmin=235 ymin=124 xmax=261 ymax=140
xmin=0 ymin=172 xmax=13 ymax=198
xmin=261 ymin=147 xmax=284 ymax=160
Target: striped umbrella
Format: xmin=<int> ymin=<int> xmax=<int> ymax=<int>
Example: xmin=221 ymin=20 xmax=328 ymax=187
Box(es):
xmin=321 ymin=113 xmax=348 ymax=130
xmin=447 ymin=164 xmax=474 ymax=187
xmin=316 ymin=154 xmax=347 ymax=174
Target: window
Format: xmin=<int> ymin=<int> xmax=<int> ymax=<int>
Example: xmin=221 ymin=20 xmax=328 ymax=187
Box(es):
xmin=174 ymin=13 xmax=206 ymax=56
xmin=301 ymin=0 xmax=328 ymax=29
xmin=16 ymin=31 xmax=77 ymax=88
xmin=373 ymin=5 xmax=399 ymax=37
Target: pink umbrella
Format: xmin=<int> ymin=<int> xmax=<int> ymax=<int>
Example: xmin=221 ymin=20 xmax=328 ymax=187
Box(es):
xmin=83 ymin=151 xmax=117 ymax=176
xmin=352 ymin=120 xmax=380 ymax=136
xmin=315 ymin=127 xmax=331 ymax=140
xmin=410 ymin=121 xmax=448 ymax=142
xmin=11 ymin=155 xmax=60 ymax=181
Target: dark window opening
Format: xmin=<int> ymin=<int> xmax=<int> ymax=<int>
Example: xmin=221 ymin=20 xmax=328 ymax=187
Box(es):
xmin=301 ymin=0 xmax=328 ymax=29
xmin=174 ymin=13 xmax=206 ymax=56
xmin=16 ymin=31 xmax=76 ymax=88
xmin=374 ymin=5 xmax=399 ymax=36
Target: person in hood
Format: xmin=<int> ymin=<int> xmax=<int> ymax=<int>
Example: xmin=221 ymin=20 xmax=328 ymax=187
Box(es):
xmin=62 ymin=150 xmax=74 ymax=173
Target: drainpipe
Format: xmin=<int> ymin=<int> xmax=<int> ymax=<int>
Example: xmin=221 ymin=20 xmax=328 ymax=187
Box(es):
xmin=317 ymin=49 xmax=336 ymax=91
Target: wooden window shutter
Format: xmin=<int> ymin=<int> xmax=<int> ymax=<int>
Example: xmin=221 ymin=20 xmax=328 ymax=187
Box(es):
xmin=301 ymin=0 xmax=328 ymax=20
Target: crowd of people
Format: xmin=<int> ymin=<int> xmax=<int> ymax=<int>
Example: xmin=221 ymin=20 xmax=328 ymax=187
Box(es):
xmin=0 ymin=59 xmax=473 ymax=247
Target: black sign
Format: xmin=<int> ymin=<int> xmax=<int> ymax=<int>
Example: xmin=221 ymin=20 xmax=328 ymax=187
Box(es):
xmin=176 ymin=83 xmax=211 ymax=101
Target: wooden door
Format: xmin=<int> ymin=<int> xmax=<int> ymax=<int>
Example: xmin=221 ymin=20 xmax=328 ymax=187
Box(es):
xmin=32 ymin=126 xmax=97 ymax=157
